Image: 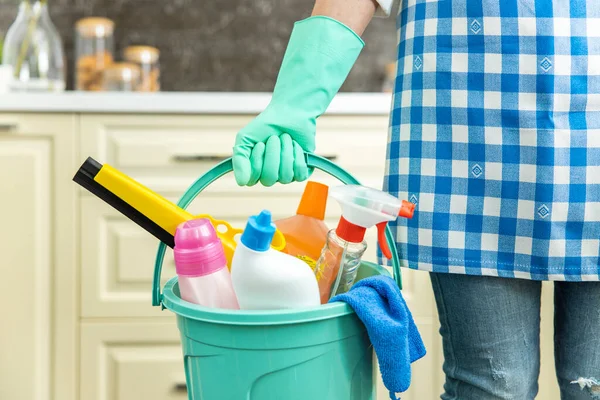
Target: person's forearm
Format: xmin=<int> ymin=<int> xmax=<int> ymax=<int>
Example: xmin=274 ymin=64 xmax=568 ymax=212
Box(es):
xmin=311 ymin=0 xmax=377 ymax=36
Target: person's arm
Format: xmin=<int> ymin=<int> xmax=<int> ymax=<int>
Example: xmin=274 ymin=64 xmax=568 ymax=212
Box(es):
xmin=232 ymin=2 xmax=378 ymax=187
xmin=311 ymin=0 xmax=378 ymax=36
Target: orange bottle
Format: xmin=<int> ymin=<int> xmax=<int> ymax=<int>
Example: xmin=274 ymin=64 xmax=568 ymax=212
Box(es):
xmin=275 ymin=181 xmax=330 ymax=270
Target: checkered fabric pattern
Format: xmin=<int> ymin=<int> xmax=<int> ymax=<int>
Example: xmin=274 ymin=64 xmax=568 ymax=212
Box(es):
xmin=384 ymin=0 xmax=600 ymax=281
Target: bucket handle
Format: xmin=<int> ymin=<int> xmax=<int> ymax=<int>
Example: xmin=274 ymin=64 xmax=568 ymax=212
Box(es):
xmin=152 ymin=153 xmax=402 ymax=307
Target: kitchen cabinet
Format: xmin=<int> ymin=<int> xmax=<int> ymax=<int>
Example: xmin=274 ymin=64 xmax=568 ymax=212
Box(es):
xmin=80 ymin=321 xmax=186 ymax=400
xmin=0 ymin=93 xmax=560 ymax=399
xmin=0 ymin=114 xmax=77 ymax=400
xmin=78 ymin=113 xmax=389 ymax=318
xmin=78 ymin=113 xmax=389 ymax=194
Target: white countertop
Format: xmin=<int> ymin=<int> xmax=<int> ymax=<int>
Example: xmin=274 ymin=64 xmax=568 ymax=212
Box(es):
xmin=0 ymin=92 xmax=393 ymax=114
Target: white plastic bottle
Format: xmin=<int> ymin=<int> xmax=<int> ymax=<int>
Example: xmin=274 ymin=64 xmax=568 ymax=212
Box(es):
xmin=173 ymin=218 xmax=239 ymax=309
xmin=231 ymin=210 xmax=320 ymax=310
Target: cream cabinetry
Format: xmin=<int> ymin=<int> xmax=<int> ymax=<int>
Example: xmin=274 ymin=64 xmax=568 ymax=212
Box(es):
xmin=80 ymin=321 xmax=187 ymax=400
xmin=77 ymin=114 xmax=389 ymax=319
xmin=0 ymin=104 xmax=559 ymax=400
xmin=78 ymin=114 xmax=389 ymax=193
xmin=0 ymin=114 xmax=77 ymax=400
xmin=76 ymin=112 xmax=398 ymax=399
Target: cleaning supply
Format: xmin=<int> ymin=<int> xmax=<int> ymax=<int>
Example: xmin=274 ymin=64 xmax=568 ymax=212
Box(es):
xmin=153 ymin=153 xmax=407 ymax=400
xmin=173 ymin=218 xmax=239 ymax=309
xmin=231 ymin=209 xmax=320 ymax=310
xmin=232 ymin=16 xmax=364 ymax=186
xmin=72 ymin=156 xmax=285 ymax=267
xmin=315 ymin=185 xmax=415 ymax=303
xmin=330 ymin=275 xmax=426 ymax=400
xmin=274 ymin=181 xmax=329 ymax=269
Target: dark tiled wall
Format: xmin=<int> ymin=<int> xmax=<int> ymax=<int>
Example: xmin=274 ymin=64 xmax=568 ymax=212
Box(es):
xmin=0 ymin=0 xmax=398 ymax=92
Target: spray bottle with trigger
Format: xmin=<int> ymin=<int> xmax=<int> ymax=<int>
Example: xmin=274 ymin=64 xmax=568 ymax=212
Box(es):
xmin=314 ymin=185 xmax=415 ymax=303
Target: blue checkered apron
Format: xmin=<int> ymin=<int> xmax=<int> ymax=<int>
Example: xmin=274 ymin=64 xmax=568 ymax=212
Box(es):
xmin=384 ymin=0 xmax=600 ymax=281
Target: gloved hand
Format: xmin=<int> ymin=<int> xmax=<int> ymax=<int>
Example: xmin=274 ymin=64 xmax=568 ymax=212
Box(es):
xmin=233 ymin=16 xmax=365 ymax=186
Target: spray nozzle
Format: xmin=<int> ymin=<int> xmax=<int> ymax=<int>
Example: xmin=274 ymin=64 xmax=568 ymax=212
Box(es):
xmin=399 ymin=200 xmax=416 ymax=219
xmin=330 ymin=186 xmax=415 ymax=259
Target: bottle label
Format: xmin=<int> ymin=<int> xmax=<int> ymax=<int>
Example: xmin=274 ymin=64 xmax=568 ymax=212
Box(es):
xmin=296 ymin=255 xmax=317 ymax=272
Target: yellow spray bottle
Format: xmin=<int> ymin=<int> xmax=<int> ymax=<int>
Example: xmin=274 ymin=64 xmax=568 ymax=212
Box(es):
xmin=73 ymin=157 xmax=286 ymax=268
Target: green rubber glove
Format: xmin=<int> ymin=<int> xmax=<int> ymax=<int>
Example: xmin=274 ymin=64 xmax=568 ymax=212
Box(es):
xmin=233 ymin=16 xmax=365 ymax=187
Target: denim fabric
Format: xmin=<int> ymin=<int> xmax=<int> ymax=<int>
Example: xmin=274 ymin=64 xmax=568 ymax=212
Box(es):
xmin=430 ymin=272 xmax=600 ymax=399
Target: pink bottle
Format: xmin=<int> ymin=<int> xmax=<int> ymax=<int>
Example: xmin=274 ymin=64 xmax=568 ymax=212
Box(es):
xmin=173 ymin=218 xmax=239 ymax=309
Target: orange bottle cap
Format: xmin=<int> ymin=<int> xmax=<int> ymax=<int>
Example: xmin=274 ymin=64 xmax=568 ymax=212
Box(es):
xmin=297 ymin=181 xmax=329 ymax=220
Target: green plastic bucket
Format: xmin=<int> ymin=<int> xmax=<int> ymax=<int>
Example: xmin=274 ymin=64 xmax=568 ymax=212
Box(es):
xmin=152 ymin=154 xmax=403 ymax=400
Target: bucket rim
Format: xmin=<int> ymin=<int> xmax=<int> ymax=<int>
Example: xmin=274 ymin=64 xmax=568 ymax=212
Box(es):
xmin=160 ymin=261 xmax=391 ymax=326
xmin=161 ymin=277 xmax=357 ymax=325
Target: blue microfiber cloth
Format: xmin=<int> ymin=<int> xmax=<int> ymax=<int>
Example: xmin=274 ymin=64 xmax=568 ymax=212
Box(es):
xmin=330 ymin=275 xmax=426 ymax=400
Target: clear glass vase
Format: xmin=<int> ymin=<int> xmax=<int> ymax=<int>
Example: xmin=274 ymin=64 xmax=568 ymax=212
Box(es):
xmin=1 ymin=0 xmax=65 ymax=92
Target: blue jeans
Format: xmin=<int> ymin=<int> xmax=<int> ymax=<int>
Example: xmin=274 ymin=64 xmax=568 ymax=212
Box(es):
xmin=430 ymin=273 xmax=600 ymax=400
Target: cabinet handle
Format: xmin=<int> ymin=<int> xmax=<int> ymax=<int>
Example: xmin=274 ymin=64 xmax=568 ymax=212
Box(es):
xmin=0 ymin=123 xmax=17 ymax=132
xmin=172 ymin=154 xmax=228 ymax=163
xmin=320 ymin=155 xmax=338 ymax=161
xmin=173 ymin=383 xmax=187 ymax=392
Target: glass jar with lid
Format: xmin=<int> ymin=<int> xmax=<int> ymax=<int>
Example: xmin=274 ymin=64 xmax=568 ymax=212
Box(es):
xmin=102 ymin=62 xmax=141 ymax=91
xmin=123 ymin=45 xmax=160 ymax=92
xmin=75 ymin=17 xmax=114 ymax=91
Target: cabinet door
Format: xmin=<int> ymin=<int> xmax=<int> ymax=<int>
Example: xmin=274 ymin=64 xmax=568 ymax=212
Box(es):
xmin=0 ymin=114 xmax=77 ymax=400
xmin=80 ymin=321 xmax=187 ymax=400
xmin=0 ymin=138 xmax=51 ymax=400
xmin=78 ymin=113 xmax=389 ymax=318
xmin=80 ymin=192 xmax=381 ymax=318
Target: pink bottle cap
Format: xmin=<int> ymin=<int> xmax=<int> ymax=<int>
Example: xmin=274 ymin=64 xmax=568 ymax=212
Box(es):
xmin=173 ymin=218 xmax=227 ymax=277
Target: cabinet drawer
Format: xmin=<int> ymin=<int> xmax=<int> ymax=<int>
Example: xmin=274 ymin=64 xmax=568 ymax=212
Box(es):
xmin=0 ymin=113 xmax=21 ymax=132
xmin=0 ymin=112 xmax=75 ymax=134
xmin=81 ymin=321 xmax=187 ymax=400
xmin=79 ymin=114 xmax=388 ymax=194
xmin=80 ymin=114 xmax=250 ymax=169
xmin=80 ymin=191 xmax=326 ymax=317
xmin=80 ymin=185 xmax=382 ymax=318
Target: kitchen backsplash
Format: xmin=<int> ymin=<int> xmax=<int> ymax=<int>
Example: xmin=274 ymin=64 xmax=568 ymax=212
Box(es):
xmin=0 ymin=0 xmax=398 ymax=92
